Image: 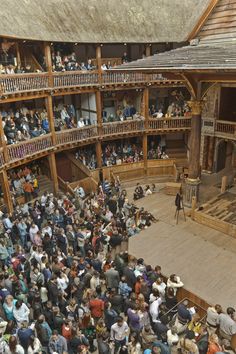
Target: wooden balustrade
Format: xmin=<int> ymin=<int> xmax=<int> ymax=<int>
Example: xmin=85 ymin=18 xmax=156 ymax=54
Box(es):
xmin=102 ymin=120 xmax=144 ymax=136
xmin=55 ymin=125 xmax=98 ymax=146
xmin=148 ymin=117 xmax=192 ymax=131
xmin=215 ymin=120 xmax=236 ymax=135
xmin=0 ymin=71 xmax=185 ymax=95
xmin=0 ymin=73 xmax=49 ymax=94
xmin=6 ymin=134 xmax=53 ymax=162
xmin=53 ymin=71 xmax=99 ymax=88
xmin=102 ymin=72 xmax=147 ymax=84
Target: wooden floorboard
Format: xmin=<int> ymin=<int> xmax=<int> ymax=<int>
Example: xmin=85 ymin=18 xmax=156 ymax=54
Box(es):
xmin=125 ymin=185 xmax=236 ymax=308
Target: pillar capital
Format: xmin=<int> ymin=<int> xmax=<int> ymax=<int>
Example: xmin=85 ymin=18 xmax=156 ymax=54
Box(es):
xmin=188 ymin=100 xmax=203 ymax=115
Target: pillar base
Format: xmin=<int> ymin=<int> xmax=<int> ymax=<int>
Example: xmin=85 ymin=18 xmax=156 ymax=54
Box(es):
xmin=184 ymin=178 xmax=201 ymax=207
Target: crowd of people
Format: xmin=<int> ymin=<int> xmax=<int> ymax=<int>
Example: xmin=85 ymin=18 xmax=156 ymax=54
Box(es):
xmin=102 ymin=105 xmax=144 ymax=124
xmin=75 ymin=148 xmax=97 ymax=170
xmin=8 ymin=164 xmax=40 ymax=202
xmin=1 ymin=107 xmax=50 ymax=145
xmin=0 ymin=162 xmax=235 ymax=354
xmin=149 ymin=90 xmax=191 ymax=119
xmin=148 ymin=138 xmax=169 ymax=160
xmin=102 ymin=142 xmax=143 ymax=167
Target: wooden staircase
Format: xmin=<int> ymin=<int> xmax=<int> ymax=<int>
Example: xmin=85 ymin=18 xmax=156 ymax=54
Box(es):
xmin=37 ymin=174 xmax=54 ymax=196
xmin=20 ymin=47 xmax=43 ymax=71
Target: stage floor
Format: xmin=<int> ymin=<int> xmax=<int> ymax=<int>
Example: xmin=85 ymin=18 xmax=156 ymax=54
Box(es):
xmin=126 ymin=185 xmax=236 ymax=308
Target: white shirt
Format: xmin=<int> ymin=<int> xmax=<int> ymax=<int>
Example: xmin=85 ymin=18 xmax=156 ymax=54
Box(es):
xmin=78 ymin=120 xmax=85 ymax=128
xmin=111 ymin=322 xmax=129 ymax=341
xmin=13 ymin=303 xmax=30 ymax=324
xmin=149 ymin=297 xmax=162 ymax=322
xmin=29 ymin=225 xmax=39 ymax=242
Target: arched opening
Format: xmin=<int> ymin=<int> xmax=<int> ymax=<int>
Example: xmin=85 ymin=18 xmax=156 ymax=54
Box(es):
xmin=216 ymin=140 xmax=236 ymax=173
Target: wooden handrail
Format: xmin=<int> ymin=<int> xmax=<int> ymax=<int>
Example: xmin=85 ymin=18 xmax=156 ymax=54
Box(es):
xmin=6 ymin=134 xmax=53 ymax=162
xmin=148 ymin=117 xmax=192 ymax=131
xmin=215 ymin=120 xmax=236 ymax=135
xmin=0 ymin=119 xmax=193 ymax=167
xmin=102 ymin=119 xmax=144 ymax=136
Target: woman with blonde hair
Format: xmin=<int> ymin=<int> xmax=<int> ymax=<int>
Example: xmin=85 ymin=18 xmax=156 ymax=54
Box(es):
xmin=3 ymin=294 xmax=16 ymax=321
xmin=207 ymin=333 xmax=223 ymax=354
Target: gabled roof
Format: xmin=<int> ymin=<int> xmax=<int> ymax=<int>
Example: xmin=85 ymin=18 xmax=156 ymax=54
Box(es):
xmin=0 ymin=0 xmax=209 ymax=43
xmin=113 ymin=43 xmax=236 ymax=71
xmin=192 ymin=0 xmax=236 ymax=43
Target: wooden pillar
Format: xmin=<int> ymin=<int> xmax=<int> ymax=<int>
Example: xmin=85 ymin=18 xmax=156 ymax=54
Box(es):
xmin=44 ymin=42 xmax=53 ymax=86
xmin=48 ymin=153 xmax=59 ymax=194
xmin=95 ymin=90 xmax=102 ymax=128
xmin=142 ymin=88 xmax=149 ymax=127
xmin=143 ymin=134 xmax=148 ymax=174
xmin=96 ymin=141 xmax=102 ymax=169
xmin=145 ymin=45 xmax=151 ymax=57
xmin=0 ymin=170 xmax=13 ymax=214
xmin=207 ymin=136 xmax=215 ymax=172
xmin=15 ymin=42 xmax=21 ymax=68
xmin=221 ymin=175 xmax=227 ymax=194
xmin=184 ymin=100 xmax=202 ymax=206
xmin=45 ymin=95 xmax=56 ymax=145
xmin=0 ymin=114 xmax=8 ymax=163
xmin=188 ymin=100 xmax=202 ymax=179
xmin=96 ymin=45 xmax=102 ymax=82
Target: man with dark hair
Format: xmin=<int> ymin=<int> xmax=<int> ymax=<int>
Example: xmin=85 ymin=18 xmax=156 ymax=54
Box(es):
xmin=49 ymin=329 xmax=68 ymax=354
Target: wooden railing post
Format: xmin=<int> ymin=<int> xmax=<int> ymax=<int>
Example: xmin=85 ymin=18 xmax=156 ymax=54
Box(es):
xmin=45 ymin=95 xmax=56 ymax=145
xmin=44 ymin=42 xmax=53 ymax=87
xmin=0 ymin=170 xmax=13 ymax=214
xmin=48 ymin=152 xmax=59 ymax=194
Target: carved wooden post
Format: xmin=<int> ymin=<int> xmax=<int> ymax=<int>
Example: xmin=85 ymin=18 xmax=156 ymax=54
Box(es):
xmin=95 ymin=90 xmax=102 ymax=168
xmin=142 ymin=88 xmax=149 ymax=174
xmin=96 ymin=45 xmax=102 ymax=83
xmin=184 ymin=100 xmax=202 ymax=206
xmin=48 ymin=152 xmax=59 ymax=194
xmin=44 ymin=42 xmax=53 ymax=87
xmin=191 ymin=196 xmax=197 ymax=220
xmin=207 ymin=136 xmax=215 ymax=172
xmin=0 ymin=170 xmax=13 ymax=214
xmin=0 ymin=114 xmax=9 ymax=163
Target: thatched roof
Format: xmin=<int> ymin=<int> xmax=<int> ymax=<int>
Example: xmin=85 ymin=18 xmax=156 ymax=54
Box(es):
xmin=0 ymin=0 xmax=209 ymax=43
xmin=113 ymin=42 xmax=236 ymax=71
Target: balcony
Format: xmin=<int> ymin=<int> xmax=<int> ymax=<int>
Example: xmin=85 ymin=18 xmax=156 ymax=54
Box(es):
xmin=0 ymin=71 xmax=184 ymax=96
xmin=0 ymin=118 xmax=192 ymax=168
xmin=202 ymin=118 xmax=236 ymax=139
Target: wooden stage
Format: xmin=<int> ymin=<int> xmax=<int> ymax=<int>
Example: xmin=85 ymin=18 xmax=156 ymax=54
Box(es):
xmin=126 ymin=184 xmax=236 ymax=308
xmin=194 ymin=190 xmax=236 ymax=238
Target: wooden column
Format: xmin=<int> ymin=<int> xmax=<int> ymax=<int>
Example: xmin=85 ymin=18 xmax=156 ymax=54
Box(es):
xmin=145 ymin=45 xmax=151 ymax=57
xmin=142 ymin=88 xmax=149 ymax=128
xmin=184 ymin=100 xmax=202 ymax=206
xmin=0 ymin=114 xmax=8 ymax=163
xmin=0 ymin=170 xmax=13 ymax=214
xmin=96 ymin=45 xmax=102 ymax=82
xmin=44 ymin=42 xmax=53 ymax=86
xmin=48 ymin=152 xmax=59 ymax=194
xmin=143 ymin=134 xmax=148 ymax=174
xmin=96 ymin=90 xmax=102 ymax=128
xmin=45 ymin=95 xmax=56 ymax=145
xmin=15 ymin=42 xmax=21 ymax=68
xmin=207 ymin=136 xmax=215 ymax=172
xmin=188 ymin=100 xmax=202 ymax=179
xmin=96 ymin=141 xmax=102 ymax=169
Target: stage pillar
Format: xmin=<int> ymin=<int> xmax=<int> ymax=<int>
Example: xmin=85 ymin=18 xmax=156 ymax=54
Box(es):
xmin=184 ymin=100 xmax=202 ymax=207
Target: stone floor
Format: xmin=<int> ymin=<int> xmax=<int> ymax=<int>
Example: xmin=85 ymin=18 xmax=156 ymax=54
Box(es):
xmin=124 ymin=181 xmax=236 ymax=308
